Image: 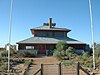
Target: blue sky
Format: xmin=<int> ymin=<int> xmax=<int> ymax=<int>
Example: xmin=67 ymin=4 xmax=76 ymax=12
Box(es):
xmin=0 ymin=0 xmax=100 ymax=47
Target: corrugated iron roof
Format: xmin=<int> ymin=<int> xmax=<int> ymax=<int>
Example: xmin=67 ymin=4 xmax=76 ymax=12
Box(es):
xmin=31 ymin=25 xmax=71 ymax=31
xmin=17 ymin=37 xmax=86 ymax=44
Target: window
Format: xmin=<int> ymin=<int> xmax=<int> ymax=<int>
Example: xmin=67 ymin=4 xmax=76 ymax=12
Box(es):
xmin=46 ymin=32 xmax=49 ymax=37
xmin=52 ymin=32 xmax=55 ymax=37
xmin=26 ymin=46 xmax=34 ymax=50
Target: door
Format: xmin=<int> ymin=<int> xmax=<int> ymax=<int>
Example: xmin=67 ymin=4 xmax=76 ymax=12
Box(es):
xmin=38 ymin=45 xmax=46 ymax=54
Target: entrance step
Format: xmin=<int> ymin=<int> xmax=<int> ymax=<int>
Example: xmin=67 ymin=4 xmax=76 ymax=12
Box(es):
xmin=36 ymin=54 xmax=46 ymax=58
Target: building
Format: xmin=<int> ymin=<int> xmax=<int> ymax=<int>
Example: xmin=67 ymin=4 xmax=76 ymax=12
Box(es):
xmin=17 ymin=18 xmax=90 ymax=55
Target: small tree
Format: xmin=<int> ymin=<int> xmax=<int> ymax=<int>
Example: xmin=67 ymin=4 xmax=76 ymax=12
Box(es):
xmin=53 ymin=41 xmax=75 ymax=60
xmin=66 ymin=47 xmax=74 ymax=57
xmin=94 ymin=43 xmax=100 ymax=57
xmin=23 ymin=51 xmax=36 ymax=57
xmin=53 ymin=41 xmax=67 ymax=60
xmin=82 ymin=52 xmax=90 ymax=60
xmin=1 ymin=50 xmax=7 ymax=57
xmin=56 ymin=40 xmax=68 ymax=51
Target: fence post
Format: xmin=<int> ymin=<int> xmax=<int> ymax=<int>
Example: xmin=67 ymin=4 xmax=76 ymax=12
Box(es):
xmin=77 ymin=62 xmax=80 ymax=75
xmin=41 ymin=64 xmax=43 ymax=75
xmin=59 ymin=63 xmax=61 ymax=75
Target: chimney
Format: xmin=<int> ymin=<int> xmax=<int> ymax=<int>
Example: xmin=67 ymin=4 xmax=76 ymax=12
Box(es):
xmin=49 ymin=18 xmax=52 ymax=28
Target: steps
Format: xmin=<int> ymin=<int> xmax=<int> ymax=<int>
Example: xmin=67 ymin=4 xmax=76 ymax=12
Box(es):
xmin=36 ymin=54 xmax=46 ymax=58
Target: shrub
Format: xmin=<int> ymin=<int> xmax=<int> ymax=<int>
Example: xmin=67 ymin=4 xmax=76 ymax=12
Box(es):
xmin=56 ymin=41 xmax=68 ymax=51
xmin=0 ymin=50 xmax=17 ymax=57
xmin=53 ymin=50 xmax=63 ymax=60
xmin=94 ymin=43 xmax=100 ymax=57
xmin=63 ymin=60 xmax=73 ymax=66
xmin=0 ymin=63 xmax=8 ymax=71
xmin=24 ymin=60 xmax=32 ymax=66
xmin=53 ymin=41 xmax=75 ymax=60
xmin=48 ymin=50 xmax=53 ymax=56
xmin=1 ymin=51 xmax=7 ymax=57
xmin=85 ymin=63 xmax=93 ymax=68
xmin=66 ymin=47 xmax=74 ymax=58
xmin=17 ymin=59 xmax=25 ymax=63
xmin=82 ymin=52 xmax=90 ymax=60
xmin=95 ymin=48 xmax=100 ymax=57
xmin=23 ymin=51 xmax=36 ymax=57
xmin=53 ymin=41 xmax=67 ymax=60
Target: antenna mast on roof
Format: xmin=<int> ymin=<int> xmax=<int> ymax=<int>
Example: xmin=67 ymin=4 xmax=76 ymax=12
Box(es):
xmin=89 ymin=0 xmax=95 ymax=69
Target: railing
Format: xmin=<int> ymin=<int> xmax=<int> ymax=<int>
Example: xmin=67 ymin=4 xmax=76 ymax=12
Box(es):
xmin=33 ymin=62 xmax=91 ymax=75
xmin=77 ymin=62 xmax=90 ymax=75
xmin=34 ymin=68 xmax=41 ymax=75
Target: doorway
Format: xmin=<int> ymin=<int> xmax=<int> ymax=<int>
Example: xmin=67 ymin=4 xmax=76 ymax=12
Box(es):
xmin=38 ymin=45 xmax=46 ymax=54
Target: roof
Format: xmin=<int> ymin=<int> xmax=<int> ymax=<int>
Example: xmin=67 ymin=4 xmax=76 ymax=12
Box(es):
xmin=17 ymin=37 xmax=86 ymax=44
xmin=31 ymin=25 xmax=71 ymax=32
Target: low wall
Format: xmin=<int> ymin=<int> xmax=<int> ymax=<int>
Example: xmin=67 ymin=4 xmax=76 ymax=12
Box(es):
xmin=18 ymin=50 xmax=49 ymax=56
xmin=18 ymin=50 xmax=38 ymax=56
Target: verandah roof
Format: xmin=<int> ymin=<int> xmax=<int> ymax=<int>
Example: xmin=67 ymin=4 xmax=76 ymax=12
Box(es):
xmin=17 ymin=37 xmax=86 ymax=44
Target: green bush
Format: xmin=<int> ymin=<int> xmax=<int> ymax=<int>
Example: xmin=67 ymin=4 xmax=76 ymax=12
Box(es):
xmin=24 ymin=60 xmax=32 ymax=66
xmin=53 ymin=41 xmax=67 ymax=60
xmin=1 ymin=51 xmax=7 ymax=57
xmin=94 ymin=43 xmax=100 ymax=57
xmin=53 ymin=41 xmax=75 ymax=60
xmin=23 ymin=51 xmax=36 ymax=57
xmin=56 ymin=41 xmax=68 ymax=51
xmin=53 ymin=42 xmax=100 ymax=68
xmin=53 ymin=50 xmax=63 ymax=60
xmin=66 ymin=47 xmax=74 ymax=58
xmin=85 ymin=63 xmax=93 ymax=68
xmin=95 ymin=48 xmax=100 ymax=57
xmin=48 ymin=50 xmax=53 ymax=56
xmin=63 ymin=60 xmax=73 ymax=66
xmin=0 ymin=50 xmax=17 ymax=57
xmin=17 ymin=59 xmax=25 ymax=63
xmin=0 ymin=63 xmax=8 ymax=71
xmin=82 ymin=52 xmax=90 ymax=60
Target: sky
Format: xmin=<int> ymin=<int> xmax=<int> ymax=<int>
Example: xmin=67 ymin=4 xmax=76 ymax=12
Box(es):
xmin=0 ymin=0 xmax=100 ymax=47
